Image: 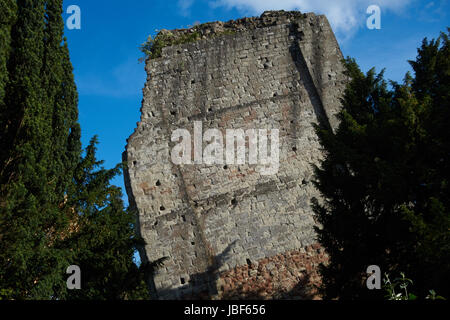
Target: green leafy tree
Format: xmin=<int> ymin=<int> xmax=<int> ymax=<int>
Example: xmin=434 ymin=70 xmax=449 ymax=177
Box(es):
xmin=312 ymin=30 xmax=450 ymax=299
xmin=0 ymin=0 xmax=149 ymax=299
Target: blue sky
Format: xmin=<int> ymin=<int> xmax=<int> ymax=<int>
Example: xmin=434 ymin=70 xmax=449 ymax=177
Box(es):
xmin=62 ymin=0 xmax=449 ymax=205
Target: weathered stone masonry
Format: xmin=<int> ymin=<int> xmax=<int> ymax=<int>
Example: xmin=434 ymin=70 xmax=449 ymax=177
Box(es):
xmin=124 ymin=11 xmax=346 ymax=299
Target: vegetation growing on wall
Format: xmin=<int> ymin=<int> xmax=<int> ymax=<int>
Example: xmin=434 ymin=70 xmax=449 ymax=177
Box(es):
xmin=139 ymin=30 xmax=201 ymax=62
xmin=139 ymin=26 xmax=236 ymax=62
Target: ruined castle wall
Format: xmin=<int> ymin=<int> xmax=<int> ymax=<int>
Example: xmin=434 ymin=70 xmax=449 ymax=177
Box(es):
xmin=124 ymin=12 xmax=346 ymax=299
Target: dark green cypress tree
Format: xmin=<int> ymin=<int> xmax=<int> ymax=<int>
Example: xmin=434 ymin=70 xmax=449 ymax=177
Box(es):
xmin=0 ymin=0 xmax=16 ymax=120
xmin=41 ymin=0 xmax=81 ymax=199
xmin=312 ymin=31 xmax=450 ymax=300
xmin=0 ymin=0 xmax=70 ymax=299
xmin=0 ymin=0 xmax=18 ymax=298
xmin=0 ymin=1 xmax=149 ymax=300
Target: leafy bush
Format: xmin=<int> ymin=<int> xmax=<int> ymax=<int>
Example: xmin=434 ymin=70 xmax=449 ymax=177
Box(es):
xmin=383 ymin=272 xmax=446 ymax=300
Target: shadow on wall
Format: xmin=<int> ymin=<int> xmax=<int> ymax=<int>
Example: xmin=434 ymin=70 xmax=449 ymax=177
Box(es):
xmin=153 ymin=241 xmax=324 ymax=300
xmin=154 ymin=240 xmax=238 ymax=300
xmin=288 ymin=22 xmax=331 ymax=131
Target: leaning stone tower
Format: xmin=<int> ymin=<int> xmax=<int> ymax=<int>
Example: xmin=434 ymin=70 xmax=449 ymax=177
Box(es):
xmin=124 ymin=10 xmax=346 ymax=299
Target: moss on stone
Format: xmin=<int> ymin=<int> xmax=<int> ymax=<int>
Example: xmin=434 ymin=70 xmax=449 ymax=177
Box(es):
xmin=140 ymin=30 xmax=201 ymax=61
xmin=140 ymin=27 xmax=237 ymax=61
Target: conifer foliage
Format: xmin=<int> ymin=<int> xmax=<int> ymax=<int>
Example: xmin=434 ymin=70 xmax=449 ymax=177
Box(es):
xmin=313 ymin=30 xmax=450 ymax=299
xmin=0 ymin=0 xmax=148 ymax=299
